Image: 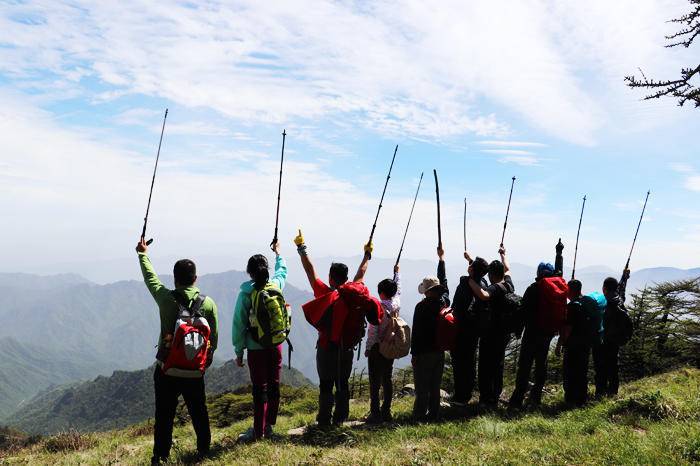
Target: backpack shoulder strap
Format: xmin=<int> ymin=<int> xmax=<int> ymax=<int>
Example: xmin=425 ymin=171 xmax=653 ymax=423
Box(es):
xmin=192 ymin=294 xmax=206 ymax=316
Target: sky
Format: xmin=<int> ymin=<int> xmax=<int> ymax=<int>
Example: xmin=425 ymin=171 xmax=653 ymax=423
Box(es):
xmin=1 ymin=0 xmax=699 ymax=284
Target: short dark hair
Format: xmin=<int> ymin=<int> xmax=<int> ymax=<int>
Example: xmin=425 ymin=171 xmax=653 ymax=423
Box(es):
xmin=603 ymin=277 xmax=618 ymax=293
xmin=174 ymin=259 xmax=197 ymax=287
xmin=247 ymin=254 xmax=270 ymax=289
xmin=568 ymin=279 xmax=582 ymax=295
xmin=378 ymin=278 xmax=398 ymax=298
xmin=488 ymin=260 xmax=505 ymax=281
xmin=329 ymin=262 xmax=349 ymax=285
xmin=472 ymin=257 xmax=489 ymax=279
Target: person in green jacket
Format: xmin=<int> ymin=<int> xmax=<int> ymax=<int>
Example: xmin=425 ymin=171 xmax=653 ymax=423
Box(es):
xmin=232 ymin=240 xmax=287 ymax=442
xmin=136 ymin=238 xmax=219 ymax=465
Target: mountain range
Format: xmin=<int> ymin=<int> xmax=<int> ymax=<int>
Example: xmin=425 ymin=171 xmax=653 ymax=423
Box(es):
xmin=1 ymin=261 xmax=697 ymax=422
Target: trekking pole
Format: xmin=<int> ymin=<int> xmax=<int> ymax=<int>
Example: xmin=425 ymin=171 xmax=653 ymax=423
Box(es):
xmin=625 ymin=190 xmax=651 ymax=271
xmin=463 ymin=197 xmax=467 ymax=252
xmin=271 ymin=129 xmax=287 ymax=250
xmin=367 ymin=145 xmax=399 ymax=258
xmin=140 ymin=108 xmax=169 ymax=246
xmin=571 ymin=195 xmax=587 ymax=280
xmin=500 ymin=176 xmax=516 ymax=248
xmin=395 ymin=172 xmax=423 ymax=267
xmin=434 ymin=169 xmax=442 ymax=249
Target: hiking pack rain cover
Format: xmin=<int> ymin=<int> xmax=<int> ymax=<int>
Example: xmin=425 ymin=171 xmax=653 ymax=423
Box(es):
xmin=302 ymin=281 xmax=381 ymax=347
xmin=162 ymin=294 xmax=211 ymax=376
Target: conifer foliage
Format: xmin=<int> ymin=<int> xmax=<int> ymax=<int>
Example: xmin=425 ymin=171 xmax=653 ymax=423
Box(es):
xmin=626 ymin=0 xmax=700 ymax=107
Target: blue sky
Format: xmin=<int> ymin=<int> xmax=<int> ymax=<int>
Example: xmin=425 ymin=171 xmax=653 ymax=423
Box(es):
xmin=1 ymin=0 xmax=699 ymax=277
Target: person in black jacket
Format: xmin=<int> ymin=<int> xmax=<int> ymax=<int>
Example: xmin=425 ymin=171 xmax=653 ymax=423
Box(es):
xmin=593 ymin=272 xmax=629 ymax=397
xmin=450 ymin=253 xmax=489 ymax=405
xmin=508 ymin=261 xmax=557 ymax=410
xmin=557 ymin=279 xmax=590 ymax=406
xmin=468 ymin=247 xmax=513 ymax=408
xmin=411 ymin=247 xmax=449 ymax=421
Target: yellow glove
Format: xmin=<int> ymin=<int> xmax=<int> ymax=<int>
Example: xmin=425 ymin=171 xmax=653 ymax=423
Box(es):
xmin=364 ymin=242 xmax=374 ymax=256
xmin=294 ymin=229 xmax=305 ymax=246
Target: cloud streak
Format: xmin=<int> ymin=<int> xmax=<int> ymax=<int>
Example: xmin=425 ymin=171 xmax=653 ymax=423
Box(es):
xmin=0 ymin=0 xmax=687 ymax=145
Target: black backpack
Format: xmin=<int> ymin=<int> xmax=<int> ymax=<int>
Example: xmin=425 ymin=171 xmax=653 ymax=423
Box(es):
xmin=493 ymin=281 xmax=523 ymax=337
xmin=610 ymin=305 xmax=634 ymax=346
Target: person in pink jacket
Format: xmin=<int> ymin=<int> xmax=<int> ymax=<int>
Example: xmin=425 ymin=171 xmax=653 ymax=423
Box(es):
xmin=365 ymin=264 xmax=401 ymax=423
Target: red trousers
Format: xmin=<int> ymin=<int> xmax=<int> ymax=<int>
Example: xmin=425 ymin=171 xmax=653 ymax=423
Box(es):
xmin=247 ymin=345 xmax=282 ymax=438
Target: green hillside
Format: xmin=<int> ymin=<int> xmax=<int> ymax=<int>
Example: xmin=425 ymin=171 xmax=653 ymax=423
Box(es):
xmin=10 ymin=361 xmax=310 ymax=435
xmin=0 ymin=337 xmax=106 ymax=419
xmin=2 ymin=368 xmax=698 ymax=465
xmin=0 ymin=269 xmax=319 ymax=420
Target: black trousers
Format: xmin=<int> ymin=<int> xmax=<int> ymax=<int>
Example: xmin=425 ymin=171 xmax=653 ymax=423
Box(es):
xmin=592 ymin=342 xmax=620 ymax=396
xmin=316 ymin=345 xmax=354 ymax=425
xmin=509 ymin=328 xmax=554 ymax=408
xmin=563 ymin=343 xmax=590 ymax=405
xmin=478 ymin=331 xmax=510 ymax=406
xmin=368 ymin=344 xmax=394 ymax=416
xmin=153 ymin=367 xmax=210 ymax=461
xmin=450 ymin=327 xmax=479 ymax=403
xmin=412 ymin=351 xmax=445 ymax=421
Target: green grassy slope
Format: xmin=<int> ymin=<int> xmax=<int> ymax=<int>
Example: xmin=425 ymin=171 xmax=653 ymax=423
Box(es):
xmin=3 ymin=368 xmax=699 ymax=465
xmin=10 ymin=361 xmax=310 ymax=435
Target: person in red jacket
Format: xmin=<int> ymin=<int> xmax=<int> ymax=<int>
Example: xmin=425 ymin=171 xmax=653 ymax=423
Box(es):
xmin=294 ymin=230 xmax=381 ymax=427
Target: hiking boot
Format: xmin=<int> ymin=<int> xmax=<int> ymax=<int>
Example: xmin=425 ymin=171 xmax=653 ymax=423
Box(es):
xmin=364 ymin=412 xmax=382 ymax=424
xmin=381 ymin=411 xmax=393 ymax=423
xmin=264 ymin=424 xmax=275 ymax=439
xmin=151 ymin=456 xmax=167 ymax=466
xmin=237 ymin=427 xmax=258 ymax=444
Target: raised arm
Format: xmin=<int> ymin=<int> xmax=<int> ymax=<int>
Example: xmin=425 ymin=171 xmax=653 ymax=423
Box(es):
xmin=437 ymin=247 xmax=450 ymax=305
xmin=294 ymin=229 xmax=318 ymax=289
xmin=135 ymin=239 xmax=169 ymax=303
xmin=499 ymin=246 xmax=510 ymax=276
xmin=353 ymin=243 xmax=372 ymax=283
xmin=618 ymin=268 xmax=630 ymax=303
xmin=468 ymin=277 xmax=490 ymax=301
xmin=270 ymin=241 xmax=288 ymax=290
xmin=393 ymin=263 xmax=401 ymax=297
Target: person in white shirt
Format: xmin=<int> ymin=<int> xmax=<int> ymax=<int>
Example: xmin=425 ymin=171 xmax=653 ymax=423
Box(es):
xmin=365 ymin=264 xmax=401 ymax=423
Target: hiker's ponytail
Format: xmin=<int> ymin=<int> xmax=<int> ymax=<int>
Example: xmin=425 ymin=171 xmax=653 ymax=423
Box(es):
xmin=247 ymin=254 xmax=270 ymax=289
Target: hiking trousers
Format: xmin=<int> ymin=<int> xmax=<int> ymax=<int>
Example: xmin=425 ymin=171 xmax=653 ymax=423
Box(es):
xmin=412 ymin=351 xmax=445 ymax=421
xmin=450 ymin=326 xmax=479 ymax=403
xmin=152 ymin=366 xmax=210 ymax=461
xmin=478 ymin=331 xmax=510 ymax=406
xmin=563 ymin=343 xmax=590 ymax=406
xmin=509 ymin=328 xmax=554 ymax=408
xmin=368 ymin=344 xmax=394 ymax=417
xmin=248 ymin=344 xmax=283 ymax=439
xmin=316 ymin=344 xmax=354 ymax=425
xmin=592 ymin=342 xmax=620 ymax=397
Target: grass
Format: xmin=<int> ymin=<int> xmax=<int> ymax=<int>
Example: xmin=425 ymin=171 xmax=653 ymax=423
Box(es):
xmin=1 ymin=368 xmax=698 ymax=465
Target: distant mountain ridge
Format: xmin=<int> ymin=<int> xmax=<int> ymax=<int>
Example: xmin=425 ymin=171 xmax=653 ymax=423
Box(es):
xmin=0 ymin=269 xmax=319 ymax=421
xmin=2 ymin=263 xmax=697 ymax=422
xmin=10 ymin=360 xmax=311 ymax=434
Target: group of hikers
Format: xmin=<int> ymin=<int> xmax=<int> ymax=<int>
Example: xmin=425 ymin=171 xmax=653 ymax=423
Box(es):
xmin=136 ymin=230 xmax=634 ymax=464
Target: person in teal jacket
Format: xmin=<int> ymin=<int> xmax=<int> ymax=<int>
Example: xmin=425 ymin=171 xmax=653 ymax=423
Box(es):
xmin=232 ymin=241 xmax=287 ymax=442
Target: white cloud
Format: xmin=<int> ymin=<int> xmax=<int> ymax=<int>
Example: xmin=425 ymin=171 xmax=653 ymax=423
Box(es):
xmin=478 ymin=141 xmax=548 ymax=148
xmin=481 ymin=149 xmax=536 ymax=156
xmin=1 ymin=0 xmax=690 ymax=145
xmin=671 ymin=164 xmax=700 ymax=192
xmin=498 ymin=155 xmax=540 ymax=166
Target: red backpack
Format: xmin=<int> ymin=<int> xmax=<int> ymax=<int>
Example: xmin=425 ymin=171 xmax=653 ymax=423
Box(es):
xmin=435 ymin=307 xmax=458 ymax=351
xmin=162 ymin=293 xmax=211 ymax=376
xmin=535 ymin=277 xmax=568 ymax=334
